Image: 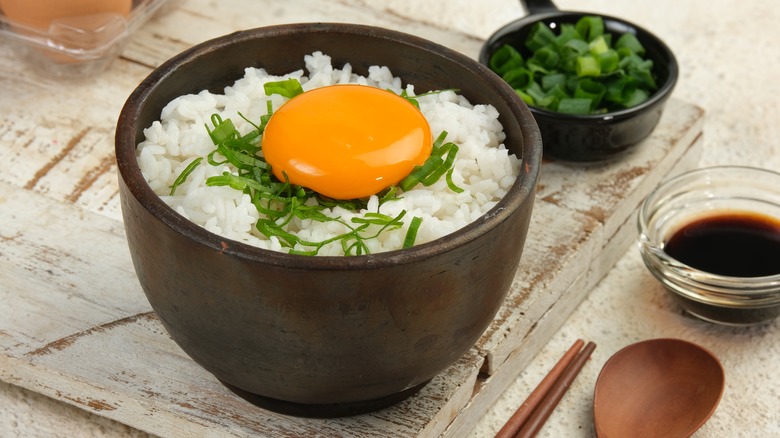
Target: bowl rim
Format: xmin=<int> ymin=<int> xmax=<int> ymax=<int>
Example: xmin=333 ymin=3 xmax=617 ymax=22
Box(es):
xmin=478 ymin=10 xmax=679 ymax=122
xmin=115 ymin=22 xmax=542 ymax=270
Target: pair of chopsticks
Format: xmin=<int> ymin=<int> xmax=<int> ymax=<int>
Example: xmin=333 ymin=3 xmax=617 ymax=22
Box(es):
xmin=496 ymin=339 xmax=597 ymax=438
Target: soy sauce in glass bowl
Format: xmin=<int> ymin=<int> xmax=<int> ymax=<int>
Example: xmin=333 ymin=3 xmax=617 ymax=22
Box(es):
xmin=663 ymin=212 xmax=780 ymax=278
xmin=638 ymin=166 xmax=780 ymax=325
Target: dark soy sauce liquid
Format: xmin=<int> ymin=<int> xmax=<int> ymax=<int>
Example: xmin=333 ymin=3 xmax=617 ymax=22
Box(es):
xmin=664 ymin=212 xmax=780 ymax=277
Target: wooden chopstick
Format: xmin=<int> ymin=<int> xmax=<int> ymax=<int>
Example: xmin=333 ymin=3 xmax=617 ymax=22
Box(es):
xmin=495 ymin=339 xmax=597 ymax=438
xmin=494 ymin=339 xmax=584 ymax=438
xmin=515 ymin=341 xmax=597 ymax=437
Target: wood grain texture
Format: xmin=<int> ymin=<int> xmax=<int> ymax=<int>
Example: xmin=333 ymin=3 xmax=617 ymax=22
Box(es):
xmin=478 ymin=99 xmax=705 ymax=376
xmin=0 ymin=0 xmax=705 ymax=436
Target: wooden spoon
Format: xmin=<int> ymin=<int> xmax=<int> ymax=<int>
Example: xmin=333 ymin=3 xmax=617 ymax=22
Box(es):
xmin=593 ymin=338 xmax=725 ymax=438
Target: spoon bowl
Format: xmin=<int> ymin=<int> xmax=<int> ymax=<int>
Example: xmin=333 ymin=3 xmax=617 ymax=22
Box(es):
xmin=479 ymin=0 xmax=678 ymax=161
xmin=593 ymin=338 xmax=725 ymax=438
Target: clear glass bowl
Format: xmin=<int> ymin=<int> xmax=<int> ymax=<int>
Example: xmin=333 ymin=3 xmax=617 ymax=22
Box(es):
xmin=638 ymin=166 xmax=780 ymax=325
xmin=0 ymin=0 xmax=174 ymax=77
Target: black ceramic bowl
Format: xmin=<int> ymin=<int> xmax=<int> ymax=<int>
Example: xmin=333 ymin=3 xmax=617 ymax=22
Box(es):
xmin=115 ymin=23 xmax=542 ymax=415
xmin=479 ymin=0 xmax=678 ymax=161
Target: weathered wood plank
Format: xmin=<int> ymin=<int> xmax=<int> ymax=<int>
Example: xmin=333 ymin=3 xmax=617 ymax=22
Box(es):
xmin=0 ymin=181 xmax=481 ymax=437
xmin=477 ymin=98 xmax=705 ymax=375
xmin=121 ymin=0 xmax=487 ymax=70
xmin=444 ymin=132 xmax=705 ymax=437
xmin=0 ymin=98 xmax=704 ymax=437
xmin=0 ymin=43 xmax=150 ymax=222
xmin=0 ymin=0 xmax=489 ymax=224
xmin=0 ymin=186 xmax=149 ymax=352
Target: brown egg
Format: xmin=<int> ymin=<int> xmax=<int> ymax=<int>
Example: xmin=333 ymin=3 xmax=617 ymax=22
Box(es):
xmin=0 ymin=0 xmax=132 ymax=30
xmin=0 ymin=0 xmax=133 ymax=63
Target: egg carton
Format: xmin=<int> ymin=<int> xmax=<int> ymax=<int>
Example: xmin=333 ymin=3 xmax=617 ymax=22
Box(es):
xmin=0 ymin=0 xmax=176 ymax=78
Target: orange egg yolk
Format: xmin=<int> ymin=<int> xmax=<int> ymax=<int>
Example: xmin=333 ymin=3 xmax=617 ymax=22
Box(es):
xmin=262 ymin=84 xmax=432 ymax=200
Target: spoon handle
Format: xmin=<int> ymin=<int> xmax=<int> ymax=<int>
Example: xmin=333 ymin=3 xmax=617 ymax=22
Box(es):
xmin=520 ymin=0 xmax=559 ymax=15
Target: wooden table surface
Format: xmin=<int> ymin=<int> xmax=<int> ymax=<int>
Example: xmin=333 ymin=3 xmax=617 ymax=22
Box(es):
xmin=1 ymin=1 xmax=778 ymax=437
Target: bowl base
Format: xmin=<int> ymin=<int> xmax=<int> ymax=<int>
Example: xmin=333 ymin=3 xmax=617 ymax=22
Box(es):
xmin=220 ymin=379 xmax=430 ymax=418
xmin=668 ymin=292 xmax=780 ymax=326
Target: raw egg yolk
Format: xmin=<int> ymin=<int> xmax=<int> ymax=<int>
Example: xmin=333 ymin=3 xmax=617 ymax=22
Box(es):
xmin=262 ymin=84 xmax=432 ymax=199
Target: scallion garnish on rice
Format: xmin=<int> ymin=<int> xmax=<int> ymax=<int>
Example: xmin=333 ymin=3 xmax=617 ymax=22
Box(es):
xmin=262 ymin=78 xmax=304 ymax=98
xmin=166 ymin=79 xmax=468 ymax=255
xmin=141 ymin=53 xmax=520 ymax=256
xmin=169 ymin=157 xmax=202 ymax=195
xmin=399 ymin=131 xmax=463 ymax=192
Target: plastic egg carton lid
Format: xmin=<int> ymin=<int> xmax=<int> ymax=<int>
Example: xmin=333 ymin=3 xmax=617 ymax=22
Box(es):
xmin=0 ymin=0 xmax=174 ymax=76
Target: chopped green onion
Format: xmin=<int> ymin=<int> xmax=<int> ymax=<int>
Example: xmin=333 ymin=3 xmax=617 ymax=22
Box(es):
xmin=215 ymin=142 xmax=266 ymax=170
xmin=169 ymin=157 xmax=202 ymax=195
xmin=596 ymin=49 xmax=620 ymax=73
xmin=615 ymin=32 xmax=646 ymax=56
xmin=403 ymin=216 xmax=423 ymax=248
xmin=489 ymin=44 xmax=524 ymax=75
xmin=503 ymin=68 xmax=534 ymax=90
xmin=399 ymin=89 xmax=420 ymax=109
xmin=530 ymin=46 xmax=560 ymax=70
xmin=351 ymin=212 xmax=399 ymax=226
xmin=563 ymin=38 xmax=590 ymax=56
xmin=561 ymin=38 xmax=589 ymax=71
xmin=206 ymin=114 xmax=237 ymax=144
xmin=398 ymin=132 xmax=462 ymax=193
xmin=554 ymin=24 xmax=582 ymax=48
xmin=525 ymin=22 xmax=557 ymax=51
xmin=588 ymin=35 xmax=610 ymax=56
xmin=558 ymin=98 xmax=593 ymax=115
xmin=263 ymin=78 xmax=304 ymax=98
xmin=421 ymin=143 xmax=459 ymax=186
xmin=575 ymin=15 xmax=605 ymax=42
xmin=576 ymin=56 xmax=601 ymax=77
xmin=432 ymin=130 xmax=448 ymax=150
xmin=379 ymin=186 xmax=399 ymax=204
xmin=544 ymin=84 xmax=569 ymax=110
xmin=445 ymin=168 xmax=464 ymax=193
xmin=524 ymin=81 xmax=547 ymax=104
xmin=623 ymin=88 xmax=650 ymax=107
xmin=487 ymin=14 xmax=658 ymax=114
xmin=206 ymin=172 xmax=270 ymax=192
xmin=541 ymin=73 xmax=567 ymax=91
xmin=259 ymin=100 xmax=274 ymax=131
xmin=629 ymin=61 xmax=657 ymax=89
xmin=574 ymin=79 xmax=606 ymax=110
xmin=399 ymin=155 xmax=443 ymax=192
xmin=605 ymin=75 xmax=638 ymax=104
xmin=397 ymin=88 xmax=461 ymax=109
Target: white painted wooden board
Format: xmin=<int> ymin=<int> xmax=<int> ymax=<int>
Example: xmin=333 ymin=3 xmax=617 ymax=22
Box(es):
xmin=0 ymin=0 xmax=705 ymax=436
xmin=0 ymin=101 xmax=704 ymax=438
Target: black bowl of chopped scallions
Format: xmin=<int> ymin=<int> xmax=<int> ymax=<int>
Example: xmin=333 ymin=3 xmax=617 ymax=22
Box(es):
xmin=479 ymin=0 xmax=678 ymax=161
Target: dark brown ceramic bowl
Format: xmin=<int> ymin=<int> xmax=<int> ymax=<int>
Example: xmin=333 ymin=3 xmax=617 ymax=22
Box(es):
xmin=115 ymin=23 xmax=542 ymax=415
xmin=479 ymin=0 xmax=678 ymax=162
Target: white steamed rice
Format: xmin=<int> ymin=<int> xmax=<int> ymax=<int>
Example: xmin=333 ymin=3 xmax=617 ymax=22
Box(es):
xmin=136 ymin=51 xmax=521 ymax=255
